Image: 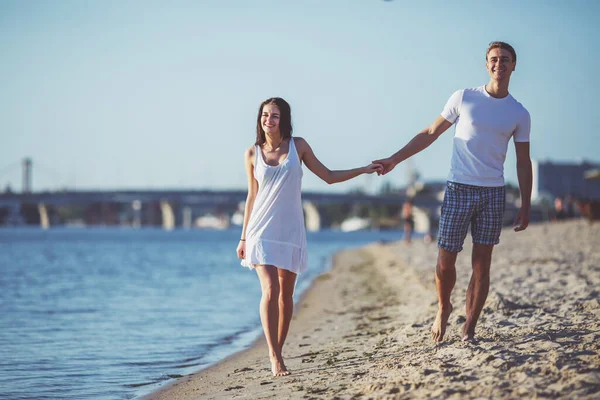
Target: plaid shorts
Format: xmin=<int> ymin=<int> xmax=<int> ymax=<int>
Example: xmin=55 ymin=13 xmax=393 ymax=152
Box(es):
xmin=438 ymin=181 xmax=505 ymax=253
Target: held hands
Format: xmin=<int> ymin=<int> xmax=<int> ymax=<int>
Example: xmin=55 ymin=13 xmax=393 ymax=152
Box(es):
xmin=363 ymin=163 xmax=384 ymax=175
xmin=371 ymin=157 xmax=398 ymax=176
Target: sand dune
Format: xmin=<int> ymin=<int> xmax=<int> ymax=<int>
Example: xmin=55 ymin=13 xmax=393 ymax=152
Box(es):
xmin=143 ymin=221 xmax=600 ymax=399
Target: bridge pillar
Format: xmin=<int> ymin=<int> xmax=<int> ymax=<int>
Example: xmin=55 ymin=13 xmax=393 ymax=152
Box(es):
xmin=302 ymin=201 xmax=320 ymax=232
xmin=160 ymin=201 xmax=175 ymax=231
xmin=23 ymin=158 xmax=32 ymax=194
xmin=182 ymin=206 xmax=192 ymax=229
xmin=38 ymin=203 xmax=50 ymax=229
xmin=132 ymin=200 xmax=142 ymax=228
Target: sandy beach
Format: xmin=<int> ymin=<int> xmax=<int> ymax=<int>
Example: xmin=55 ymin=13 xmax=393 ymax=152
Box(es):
xmin=143 ymin=220 xmax=600 ymax=399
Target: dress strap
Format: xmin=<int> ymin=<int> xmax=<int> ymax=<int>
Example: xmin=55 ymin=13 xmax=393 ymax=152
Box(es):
xmin=290 ymin=138 xmax=301 ymax=164
xmin=255 ymin=144 xmax=260 ymax=164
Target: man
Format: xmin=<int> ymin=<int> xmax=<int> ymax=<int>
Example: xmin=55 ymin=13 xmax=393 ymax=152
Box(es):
xmin=374 ymin=41 xmax=532 ymax=342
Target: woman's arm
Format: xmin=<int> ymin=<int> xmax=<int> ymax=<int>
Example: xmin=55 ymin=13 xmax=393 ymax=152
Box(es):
xmin=237 ymin=146 xmax=258 ymax=259
xmin=295 ymin=137 xmax=382 ymax=184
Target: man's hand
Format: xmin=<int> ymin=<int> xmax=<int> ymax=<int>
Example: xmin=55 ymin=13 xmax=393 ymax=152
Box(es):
xmin=371 ymin=157 xmax=398 ymax=176
xmin=513 ymin=207 xmax=530 ymax=232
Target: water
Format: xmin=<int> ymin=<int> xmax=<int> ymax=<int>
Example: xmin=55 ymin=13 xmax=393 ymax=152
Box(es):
xmin=0 ymin=227 xmax=406 ymax=400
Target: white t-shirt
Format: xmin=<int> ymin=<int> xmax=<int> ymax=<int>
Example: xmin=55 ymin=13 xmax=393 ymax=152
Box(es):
xmin=441 ymin=86 xmax=530 ymax=187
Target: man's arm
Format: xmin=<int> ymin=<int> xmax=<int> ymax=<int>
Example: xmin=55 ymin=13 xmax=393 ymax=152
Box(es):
xmin=373 ymin=116 xmax=453 ymax=175
xmin=513 ymin=141 xmax=532 ymax=232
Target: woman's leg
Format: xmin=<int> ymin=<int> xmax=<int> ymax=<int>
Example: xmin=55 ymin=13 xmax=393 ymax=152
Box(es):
xmin=277 ymin=268 xmax=297 ymax=354
xmin=255 ymin=265 xmax=288 ymax=376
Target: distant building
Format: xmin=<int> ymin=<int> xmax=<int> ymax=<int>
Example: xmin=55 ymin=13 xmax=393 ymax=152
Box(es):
xmin=532 ymin=160 xmax=600 ymax=201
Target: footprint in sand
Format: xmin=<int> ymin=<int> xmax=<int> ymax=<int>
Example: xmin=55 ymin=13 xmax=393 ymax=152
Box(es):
xmin=233 ymin=367 xmax=253 ymax=373
xmin=223 ymin=386 xmax=244 ymax=391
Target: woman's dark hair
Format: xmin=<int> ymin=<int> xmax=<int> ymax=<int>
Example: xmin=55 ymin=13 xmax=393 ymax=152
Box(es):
xmin=255 ymin=97 xmax=293 ymax=146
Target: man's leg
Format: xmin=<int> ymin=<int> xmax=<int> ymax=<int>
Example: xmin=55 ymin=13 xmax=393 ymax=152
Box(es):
xmin=434 ymin=182 xmax=474 ymax=342
xmin=431 ymin=248 xmax=458 ymax=343
xmin=463 ymin=243 xmax=494 ymax=341
xmin=431 ymin=182 xmax=474 ymax=343
xmin=465 ymin=185 xmax=504 ymax=341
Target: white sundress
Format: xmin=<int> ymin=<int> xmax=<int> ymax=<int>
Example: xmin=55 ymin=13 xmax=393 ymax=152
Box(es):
xmin=240 ymin=138 xmax=308 ymax=274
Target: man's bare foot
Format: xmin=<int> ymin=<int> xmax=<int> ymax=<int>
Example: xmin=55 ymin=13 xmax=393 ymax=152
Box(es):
xmin=461 ymin=324 xmax=476 ymax=342
xmin=461 ymin=335 xmax=478 ymax=343
xmin=431 ymin=304 xmax=453 ymax=343
xmin=269 ymin=355 xmax=290 ymax=377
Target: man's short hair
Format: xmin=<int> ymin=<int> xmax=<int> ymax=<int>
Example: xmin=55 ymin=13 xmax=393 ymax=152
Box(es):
xmin=486 ymin=41 xmax=517 ymax=62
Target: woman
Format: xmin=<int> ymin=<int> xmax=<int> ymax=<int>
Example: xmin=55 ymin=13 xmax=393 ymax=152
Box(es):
xmin=236 ymin=97 xmax=382 ymax=376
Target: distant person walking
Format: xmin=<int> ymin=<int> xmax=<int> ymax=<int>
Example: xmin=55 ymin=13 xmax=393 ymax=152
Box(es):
xmin=373 ymin=42 xmax=532 ymax=343
xmin=553 ymin=197 xmax=567 ymax=221
xmin=237 ymin=97 xmax=382 ymax=376
xmin=402 ymin=198 xmax=415 ymax=243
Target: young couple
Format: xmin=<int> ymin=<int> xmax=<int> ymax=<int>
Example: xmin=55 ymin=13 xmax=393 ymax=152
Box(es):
xmin=236 ymin=41 xmax=532 ymax=376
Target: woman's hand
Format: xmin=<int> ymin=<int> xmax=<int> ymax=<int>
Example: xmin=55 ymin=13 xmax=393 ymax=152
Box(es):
xmin=363 ymin=163 xmax=384 ymax=175
xmin=236 ymin=240 xmax=245 ymax=259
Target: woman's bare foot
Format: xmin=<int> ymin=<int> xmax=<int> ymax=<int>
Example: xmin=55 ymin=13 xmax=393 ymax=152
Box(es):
xmin=269 ymin=355 xmax=290 ymax=377
xmin=431 ymin=303 xmax=453 ymax=343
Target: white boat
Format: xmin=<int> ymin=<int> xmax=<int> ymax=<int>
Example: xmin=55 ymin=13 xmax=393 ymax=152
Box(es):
xmin=195 ymin=214 xmax=229 ymax=230
xmin=339 ymin=216 xmax=371 ymax=232
xmin=230 ymin=211 xmax=244 ymax=226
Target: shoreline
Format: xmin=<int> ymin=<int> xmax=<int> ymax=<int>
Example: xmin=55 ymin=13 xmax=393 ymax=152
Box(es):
xmin=138 ymin=250 xmax=344 ymax=398
xmin=142 ymin=221 xmax=600 ymax=399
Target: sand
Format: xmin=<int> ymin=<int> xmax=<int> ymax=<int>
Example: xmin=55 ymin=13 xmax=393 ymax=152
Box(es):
xmin=142 ymin=220 xmax=600 ymax=399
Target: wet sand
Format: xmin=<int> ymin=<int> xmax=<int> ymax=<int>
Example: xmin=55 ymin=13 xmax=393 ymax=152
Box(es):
xmin=143 ymin=221 xmax=600 ymax=399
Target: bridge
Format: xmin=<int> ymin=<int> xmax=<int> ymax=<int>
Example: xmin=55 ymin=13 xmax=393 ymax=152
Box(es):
xmin=2 ymin=157 xmax=533 ymax=231
xmin=0 ymin=188 xmax=443 ymax=231
xmin=0 ymin=189 xmax=419 ymax=207
xmin=0 ymin=157 xmax=450 ymax=231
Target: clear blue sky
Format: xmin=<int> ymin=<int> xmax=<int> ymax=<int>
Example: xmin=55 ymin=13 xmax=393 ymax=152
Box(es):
xmin=1 ymin=0 xmax=598 ymax=193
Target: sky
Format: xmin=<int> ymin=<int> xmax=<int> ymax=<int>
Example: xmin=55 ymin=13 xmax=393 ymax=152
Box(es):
xmin=1 ymin=0 xmax=599 ymax=194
